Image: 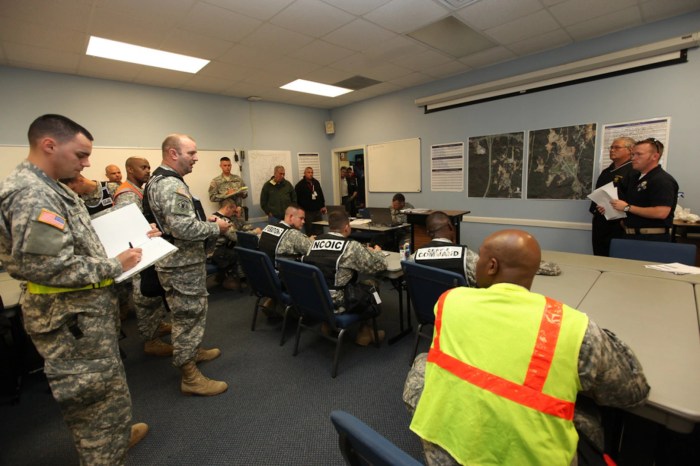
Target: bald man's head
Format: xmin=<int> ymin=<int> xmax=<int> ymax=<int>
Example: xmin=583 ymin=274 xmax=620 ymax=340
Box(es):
xmin=475 ymin=229 xmax=541 ymax=290
xmin=105 ymin=164 xmax=122 ymax=183
xmin=426 ymin=211 xmax=454 ymax=241
xmin=125 ymin=157 xmax=151 ymax=186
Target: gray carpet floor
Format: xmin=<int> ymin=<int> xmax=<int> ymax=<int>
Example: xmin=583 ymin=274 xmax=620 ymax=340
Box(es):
xmin=1 ymin=280 xmax=426 ymax=465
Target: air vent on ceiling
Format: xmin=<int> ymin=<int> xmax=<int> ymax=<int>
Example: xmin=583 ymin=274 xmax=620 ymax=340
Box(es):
xmin=436 ymin=0 xmax=481 ymax=10
xmin=333 ymin=75 xmax=382 ymax=91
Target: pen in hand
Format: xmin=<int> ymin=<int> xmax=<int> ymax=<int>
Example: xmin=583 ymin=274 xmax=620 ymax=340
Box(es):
xmin=129 ymin=242 xmax=134 ymax=248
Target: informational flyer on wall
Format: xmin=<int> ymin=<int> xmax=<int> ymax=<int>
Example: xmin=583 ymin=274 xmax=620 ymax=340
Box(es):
xmin=600 ymin=117 xmax=671 ymax=175
xmin=431 ymin=142 xmax=464 ymax=192
xmin=297 ymin=153 xmax=321 ymax=183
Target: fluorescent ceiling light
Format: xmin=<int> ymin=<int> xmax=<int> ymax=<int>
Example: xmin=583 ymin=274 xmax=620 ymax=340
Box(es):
xmin=280 ymin=79 xmax=352 ymax=98
xmin=86 ymin=36 xmax=209 ymax=73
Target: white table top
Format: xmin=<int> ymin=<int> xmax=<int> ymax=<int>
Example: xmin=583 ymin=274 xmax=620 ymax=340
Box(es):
xmin=578 ymin=271 xmax=700 ymax=432
xmin=313 ymin=220 xmax=410 ymax=233
xmin=542 ymin=250 xmax=700 ymax=285
xmin=531 ymin=264 xmax=601 ymax=308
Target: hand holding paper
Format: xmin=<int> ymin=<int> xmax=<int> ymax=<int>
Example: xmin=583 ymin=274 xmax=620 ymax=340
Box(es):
xmin=91 ymin=203 xmax=177 ymax=282
xmin=587 ymin=182 xmax=626 ymax=220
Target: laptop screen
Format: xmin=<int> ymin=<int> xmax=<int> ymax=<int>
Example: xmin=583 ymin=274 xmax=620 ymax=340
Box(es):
xmin=367 ymin=207 xmax=397 ymax=226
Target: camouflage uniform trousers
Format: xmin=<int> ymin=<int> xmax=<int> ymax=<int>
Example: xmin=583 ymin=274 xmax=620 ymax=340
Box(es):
xmin=132 ymin=272 xmax=169 ymax=341
xmin=157 ymin=262 xmax=208 ymax=368
xmin=116 ymin=280 xmax=135 ymax=321
xmin=25 ymin=288 xmax=132 ymax=466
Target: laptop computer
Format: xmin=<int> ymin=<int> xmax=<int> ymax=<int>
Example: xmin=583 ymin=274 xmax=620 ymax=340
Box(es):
xmin=367 ymin=207 xmax=402 ymax=227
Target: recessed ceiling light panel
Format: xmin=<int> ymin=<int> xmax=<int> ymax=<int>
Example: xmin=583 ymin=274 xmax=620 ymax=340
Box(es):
xmin=280 ymin=79 xmax=352 ymax=98
xmin=86 ymin=36 xmax=209 ymax=73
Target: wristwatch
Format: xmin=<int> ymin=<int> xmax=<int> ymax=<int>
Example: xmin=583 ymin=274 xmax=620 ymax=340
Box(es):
xmin=623 ymin=205 xmax=631 ymax=212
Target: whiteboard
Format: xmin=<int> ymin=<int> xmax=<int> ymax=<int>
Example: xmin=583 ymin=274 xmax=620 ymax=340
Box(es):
xmin=248 ymin=150 xmax=293 ymax=206
xmin=0 ymin=145 xmax=239 ymax=216
xmin=367 ymin=138 xmax=421 ymax=192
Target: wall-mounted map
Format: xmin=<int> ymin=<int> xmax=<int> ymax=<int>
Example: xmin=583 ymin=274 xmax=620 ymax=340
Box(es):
xmin=527 ymin=124 xmax=596 ymax=200
xmin=468 ymin=132 xmax=524 ymax=198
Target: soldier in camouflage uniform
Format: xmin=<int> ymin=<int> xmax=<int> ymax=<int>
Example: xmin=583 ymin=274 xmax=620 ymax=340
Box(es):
xmin=402 ymin=230 xmax=649 ymax=466
xmin=258 ymin=204 xmax=314 ymax=264
xmin=210 ymin=198 xmax=261 ymax=290
xmin=208 ymin=156 xmax=247 ymax=207
xmin=0 ymin=114 xmax=148 ymax=464
xmin=145 ymin=133 xmax=231 ymax=397
xmin=113 ymin=157 xmax=173 ymax=357
xmin=304 ymin=210 xmax=388 ymax=345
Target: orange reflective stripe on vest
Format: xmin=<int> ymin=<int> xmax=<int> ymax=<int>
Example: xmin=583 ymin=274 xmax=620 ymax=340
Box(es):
xmin=428 ymin=291 xmax=575 ymax=420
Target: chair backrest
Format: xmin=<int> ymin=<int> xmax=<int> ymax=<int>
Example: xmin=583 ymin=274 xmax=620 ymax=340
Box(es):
xmin=236 ymin=231 xmax=259 ymax=250
xmin=276 ymin=259 xmax=336 ymax=324
xmin=234 ymin=247 xmax=285 ymax=301
xmin=402 ymin=261 xmax=467 ymax=325
xmin=330 ymin=410 xmax=423 ymax=466
xmin=610 ymin=238 xmax=697 ymax=266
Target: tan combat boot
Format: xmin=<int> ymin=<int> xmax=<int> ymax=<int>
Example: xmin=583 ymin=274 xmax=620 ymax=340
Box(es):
xmin=128 ymin=422 xmax=149 ymax=449
xmin=355 ymin=324 xmax=385 ymax=346
xmin=195 ymin=347 xmax=221 ymax=362
xmin=143 ymin=338 xmax=174 ymax=357
xmin=156 ymin=321 xmax=172 ymax=336
xmin=180 ymin=362 xmax=228 ymax=396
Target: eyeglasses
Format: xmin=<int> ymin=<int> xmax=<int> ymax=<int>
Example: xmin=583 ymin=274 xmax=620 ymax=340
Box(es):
xmin=609 ymin=145 xmax=629 ymax=150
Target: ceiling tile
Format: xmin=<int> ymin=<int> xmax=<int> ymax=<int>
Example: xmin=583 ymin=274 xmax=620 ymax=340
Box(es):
xmin=550 ymin=0 xmax=638 ymax=27
xmin=566 ymin=6 xmax=642 ymax=42
xmin=0 ymin=18 xmax=87 ymax=52
xmin=0 ymin=0 xmax=91 ymax=32
xmin=640 ymin=0 xmax=700 ymax=21
xmin=217 ymin=44 xmax=283 ymax=67
xmin=182 ymin=2 xmax=262 ymax=42
xmin=4 ymin=42 xmax=81 ymax=73
xmin=424 ymin=59 xmax=473 ymax=79
xmin=320 ymin=0 xmax=391 ymax=16
xmin=363 ymin=0 xmax=448 ymax=34
xmin=202 ymin=0 xmax=294 ymax=20
xmin=289 ymin=40 xmax=356 ymax=66
xmin=484 ymin=9 xmax=561 ymax=44
xmin=506 ymin=28 xmax=572 ymax=56
xmin=270 ymin=0 xmax=355 ymax=37
xmin=391 ymin=49 xmax=453 ymax=71
xmin=388 ymin=71 xmax=434 ymax=88
xmin=322 ymin=18 xmax=397 ymax=52
xmin=181 ymin=74 xmax=234 ymax=94
xmin=78 ymin=55 xmax=151 ymax=81
xmin=459 ymin=46 xmax=517 ymax=68
xmin=197 ymin=60 xmax=256 ymax=81
xmin=455 ymin=0 xmax=543 ymax=31
xmin=160 ymin=29 xmax=234 ymax=59
xmin=132 ymin=67 xmax=193 ymax=88
xmin=240 ymin=23 xmax=315 ymax=54
xmin=301 ymin=67 xmax=355 ymax=85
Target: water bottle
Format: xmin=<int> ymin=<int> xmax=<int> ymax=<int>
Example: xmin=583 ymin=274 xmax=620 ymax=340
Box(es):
xmin=402 ymin=239 xmax=411 ymax=261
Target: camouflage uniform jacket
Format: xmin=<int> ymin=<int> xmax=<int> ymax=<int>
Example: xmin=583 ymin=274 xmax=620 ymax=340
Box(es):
xmin=212 ymin=212 xmax=255 ymax=246
xmin=390 ymin=202 xmax=414 ymax=224
xmin=113 ymin=180 xmax=144 ymax=211
xmin=82 ymin=180 xmax=118 ymax=215
xmin=0 ymin=160 xmax=122 ymax=332
xmin=306 ymin=232 xmax=387 ymax=306
xmin=208 ymin=173 xmax=246 ymax=205
xmin=147 ymin=165 xmax=219 ymax=268
xmin=276 ymin=226 xmax=313 ymax=259
xmin=403 ymin=316 xmax=649 ymax=465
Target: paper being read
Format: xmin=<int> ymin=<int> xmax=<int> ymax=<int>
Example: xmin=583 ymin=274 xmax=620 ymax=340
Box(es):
xmin=587 ymin=182 xmax=626 ymax=220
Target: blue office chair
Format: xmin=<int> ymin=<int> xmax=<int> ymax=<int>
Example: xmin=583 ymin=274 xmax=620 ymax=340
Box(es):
xmin=330 ymin=410 xmax=423 ymax=466
xmin=234 ymin=247 xmax=292 ymax=345
xmin=401 ymin=261 xmax=467 ymax=365
xmin=236 ymin=231 xmax=259 ymax=250
xmin=276 ymin=259 xmax=380 ymax=378
xmin=610 ymin=238 xmax=697 ymax=266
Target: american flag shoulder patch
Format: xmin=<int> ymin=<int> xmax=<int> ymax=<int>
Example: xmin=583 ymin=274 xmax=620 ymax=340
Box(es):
xmin=37 ymin=208 xmax=66 ymax=230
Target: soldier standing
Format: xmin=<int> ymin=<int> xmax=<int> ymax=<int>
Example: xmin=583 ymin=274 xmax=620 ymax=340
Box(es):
xmin=144 ymin=133 xmax=231 ymax=396
xmin=208 ymin=156 xmax=247 ymax=207
xmin=0 ymin=114 xmax=148 ymax=464
xmin=114 ymin=157 xmax=173 ymax=357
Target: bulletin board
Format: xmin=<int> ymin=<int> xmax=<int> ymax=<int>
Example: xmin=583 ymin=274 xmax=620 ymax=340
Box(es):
xmin=366 ymin=138 xmax=421 ymax=192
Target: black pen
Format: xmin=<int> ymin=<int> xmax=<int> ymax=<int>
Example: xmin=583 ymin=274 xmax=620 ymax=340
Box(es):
xmin=129 ymin=242 xmax=134 ymax=248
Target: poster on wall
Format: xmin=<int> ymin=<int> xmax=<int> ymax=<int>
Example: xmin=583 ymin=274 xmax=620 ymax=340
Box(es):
xmin=527 ymin=124 xmax=596 ymax=200
xmin=297 ymin=153 xmax=321 ymax=183
xmin=599 ymin=117 xmax=670 ymax=175
xmin=249 ymin=150 xmax=293 ymax=206
xmin=430 ymin=142 xmax=464 ymax=192
xmin=468 ymin=132 xmax=523 ymax=198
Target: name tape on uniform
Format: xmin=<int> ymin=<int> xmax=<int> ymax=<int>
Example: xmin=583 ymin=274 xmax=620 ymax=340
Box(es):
xmin=311 ymin=239 xmax=345 ymax=251
xmin=414 ymin=246 xmax=464 ymax=260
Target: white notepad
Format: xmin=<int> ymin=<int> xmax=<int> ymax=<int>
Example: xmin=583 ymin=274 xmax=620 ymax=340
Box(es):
xmin=91 ymin=203 xmax=178 ymax=282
